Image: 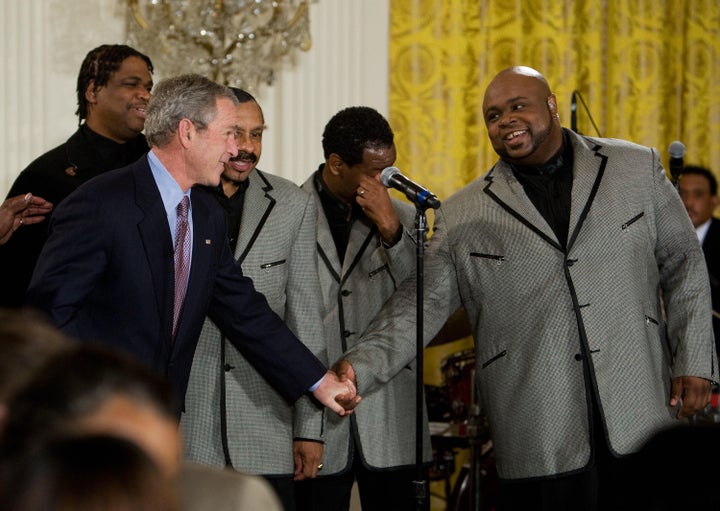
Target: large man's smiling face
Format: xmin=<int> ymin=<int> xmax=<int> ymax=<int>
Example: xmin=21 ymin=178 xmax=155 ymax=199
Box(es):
xmin=482 ymin=68 xmax=562 ymax=166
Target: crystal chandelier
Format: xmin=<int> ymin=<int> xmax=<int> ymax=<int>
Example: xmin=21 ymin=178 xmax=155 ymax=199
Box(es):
xmin=126 ymin=0 xmax=313 ymax=92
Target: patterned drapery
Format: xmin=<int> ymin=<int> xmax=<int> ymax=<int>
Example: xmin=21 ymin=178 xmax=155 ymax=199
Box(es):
xmin=389 ymin=0 xmax=720 ymax=201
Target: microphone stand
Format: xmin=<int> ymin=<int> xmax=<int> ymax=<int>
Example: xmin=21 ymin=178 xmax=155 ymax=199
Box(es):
xmin=413 ymin=204 xmax=430 ymax=511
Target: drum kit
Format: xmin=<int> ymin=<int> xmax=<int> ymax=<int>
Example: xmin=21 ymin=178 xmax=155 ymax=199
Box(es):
xmin=426 ymin=349 xmax=499 ymax=511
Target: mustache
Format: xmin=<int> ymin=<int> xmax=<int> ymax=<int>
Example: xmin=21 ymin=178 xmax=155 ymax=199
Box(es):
xmin=229 ymin=151 xmax=258 ymax=163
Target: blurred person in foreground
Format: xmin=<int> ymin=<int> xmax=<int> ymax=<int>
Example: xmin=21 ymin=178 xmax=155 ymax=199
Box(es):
xmin=0 ymin=342 xmax=283 ymax=511
xmin=334 ymin=66 xmax=717 ymax=511
xmin=0 ymin=307 xmax=71 ymax=427
xmin=0 ymin=435 xmax=179 ymax=511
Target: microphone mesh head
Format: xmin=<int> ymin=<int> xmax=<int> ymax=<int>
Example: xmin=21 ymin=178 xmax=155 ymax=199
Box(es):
xmin=668 ymin=141 xmax=686 ymax=158
xmin=380 ymin=166 xmax=400 ymax=187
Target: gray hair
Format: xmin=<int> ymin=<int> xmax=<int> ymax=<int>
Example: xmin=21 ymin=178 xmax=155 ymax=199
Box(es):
xmin=144 ymin=74 xmax=238 ymax=147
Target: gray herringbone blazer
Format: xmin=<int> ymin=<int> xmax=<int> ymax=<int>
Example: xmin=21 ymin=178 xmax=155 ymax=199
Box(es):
xmin=302 ymin=174 xmax=432 ymax=474
xmin=182 ymin=169 xmax=326 ymax=475
xmin=345 ymin=130 xmax=718 ymax=480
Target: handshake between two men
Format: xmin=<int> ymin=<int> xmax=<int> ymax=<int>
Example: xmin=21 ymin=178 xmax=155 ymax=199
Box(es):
xmin=315 ymin=360 xmax=360 ymax=416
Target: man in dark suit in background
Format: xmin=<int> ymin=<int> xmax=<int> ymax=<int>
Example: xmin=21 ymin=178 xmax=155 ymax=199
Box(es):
xmin=678 ymin=165 xmax=720 ymax=356
xmin=26 ymin=74 xmax=359 ymax=418
xmin=0 ymin=44 xmax=154 ymax=307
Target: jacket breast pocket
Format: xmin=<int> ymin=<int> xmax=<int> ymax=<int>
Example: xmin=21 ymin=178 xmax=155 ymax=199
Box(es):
xmin=618 ymin=211 xmax=652 ymax=259
xmin=462 ymin=252 xmax=507 ymax=303
xmin=620 ymin=212 xmax=644 ymax=232
xmin=250 ymin=259 xmax=288 ymax=306
xmin=259 ymin=259 xmax=287 ymax=273
xmin=470 ymin=252 xmax=505 ymax=265
xmin=368 ymin=263 xmax=389 ymax=280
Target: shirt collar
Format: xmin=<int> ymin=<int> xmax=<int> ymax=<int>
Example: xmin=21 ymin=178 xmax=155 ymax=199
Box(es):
xmin=313 ymin=165 xmax=363 ymax=221
xmin=148 ymin=150 xmax=192 ymax=236
xmin=509 ymin=128 xmax=573 ymax=177
xmin=696 ymin=218 xmax=712 ymax=244
xmin=149 ymin=150 xmax=189 ymax=201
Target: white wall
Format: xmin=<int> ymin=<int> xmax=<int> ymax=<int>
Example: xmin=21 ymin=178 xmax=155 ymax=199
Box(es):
xmin=0 ymin=0 xmax=389 ymax=196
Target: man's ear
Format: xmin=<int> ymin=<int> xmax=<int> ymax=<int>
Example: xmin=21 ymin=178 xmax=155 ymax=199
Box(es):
xmin=327 ymin=154 xmax=344 ymax=176
xmin=177 ymin=118 xmax=195 ymax=148
xmin=85 ymin=81 xmax=98 ymax=104
xmin=547 ymin=94 xmax=557 ymax=112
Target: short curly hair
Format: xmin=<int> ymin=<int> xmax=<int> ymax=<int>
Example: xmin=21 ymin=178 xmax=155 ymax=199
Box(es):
xmin=321 ymin=106 xmax=394 ymax=167
xmin=76 ymin=44 xmax=153 ymax=122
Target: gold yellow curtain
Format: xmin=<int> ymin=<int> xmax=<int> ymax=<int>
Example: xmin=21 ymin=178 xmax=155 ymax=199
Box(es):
xmin=389 ymin=0 xmax=720 ymax=202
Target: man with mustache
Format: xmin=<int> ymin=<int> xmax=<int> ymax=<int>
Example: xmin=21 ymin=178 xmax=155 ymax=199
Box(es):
xmin=181 ymin=88 xmax=325 ymax=510
xmin=0 ymin=44 xmax=153 ymax=307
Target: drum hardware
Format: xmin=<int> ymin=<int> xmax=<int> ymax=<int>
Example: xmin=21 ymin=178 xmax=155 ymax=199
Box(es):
xmin=693 ymin=387 xmax=720 ymax=425
xmin=429 ymin=350 xmax=498 ymax=510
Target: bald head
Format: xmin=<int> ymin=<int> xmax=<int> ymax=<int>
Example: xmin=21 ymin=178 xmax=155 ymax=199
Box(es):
xmin=483 ymin=66 xmax=552 ymax=112
xmin=482 ymin=66 xmax=563 ymax=166
xmin=494 ymin=66 xmax=549 ymax=86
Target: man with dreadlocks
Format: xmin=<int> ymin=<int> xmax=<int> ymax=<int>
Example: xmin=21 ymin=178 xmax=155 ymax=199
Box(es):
xmin=0 ymin=44 xmax=154 ymax=306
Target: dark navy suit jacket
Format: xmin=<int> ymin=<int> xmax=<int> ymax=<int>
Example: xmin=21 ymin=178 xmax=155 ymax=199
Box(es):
xmin=703 ymin=218 xmax=720 ymax=356
xmin=27 ymin=156 xmax=325 ymax=406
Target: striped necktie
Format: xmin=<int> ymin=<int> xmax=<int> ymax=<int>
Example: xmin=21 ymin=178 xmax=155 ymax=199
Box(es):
xmin=173 ymin=196 xmax=191 ymax=338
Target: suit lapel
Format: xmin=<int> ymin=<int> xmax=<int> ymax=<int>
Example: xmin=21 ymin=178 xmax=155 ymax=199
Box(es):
xmin=484 ymin=161 xmax=560 ymax=247
xmin=303 ymin=176 xmax=342 ymax=282
xmin=133 ymin=159 xmax=174 ymax=341
xmin=483 ymin=131 xmax=607 ymax=252
xmin=235 ymin=170 xmax=276 ymax=265
xmin=342 ymin=217 xmax=374 ymax=277
xmin=566 ymin=134 xmax=607 ymax=250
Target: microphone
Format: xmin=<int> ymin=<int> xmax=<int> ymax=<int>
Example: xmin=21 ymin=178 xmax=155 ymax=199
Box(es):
xmin=570 ymin=91 xmax=578 ymax=133
xmin=380 ymin=167 xmax=441 ymax=210
xmin=668 ymin=140 xmax=685 ymax=183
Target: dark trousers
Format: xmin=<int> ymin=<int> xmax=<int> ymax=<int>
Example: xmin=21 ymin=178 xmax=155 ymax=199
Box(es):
xmin=295 ymin=453 xmax=427 ymax=511
xmin=265 ymin=475 xmax=296 ymax=511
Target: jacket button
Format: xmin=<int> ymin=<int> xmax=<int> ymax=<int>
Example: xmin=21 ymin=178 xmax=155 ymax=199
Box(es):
xmin=343 ymin=330 xmax=355 ymax=338
xmin=574 ymin=353 xmax=583 ymax=361
xmin=341 ymin=289 xmax=352 ymax=297
xmin=566 ymin=259 xmax=577 ymax=267
xmin=224 ymin=363 xmax=235 ymax=371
